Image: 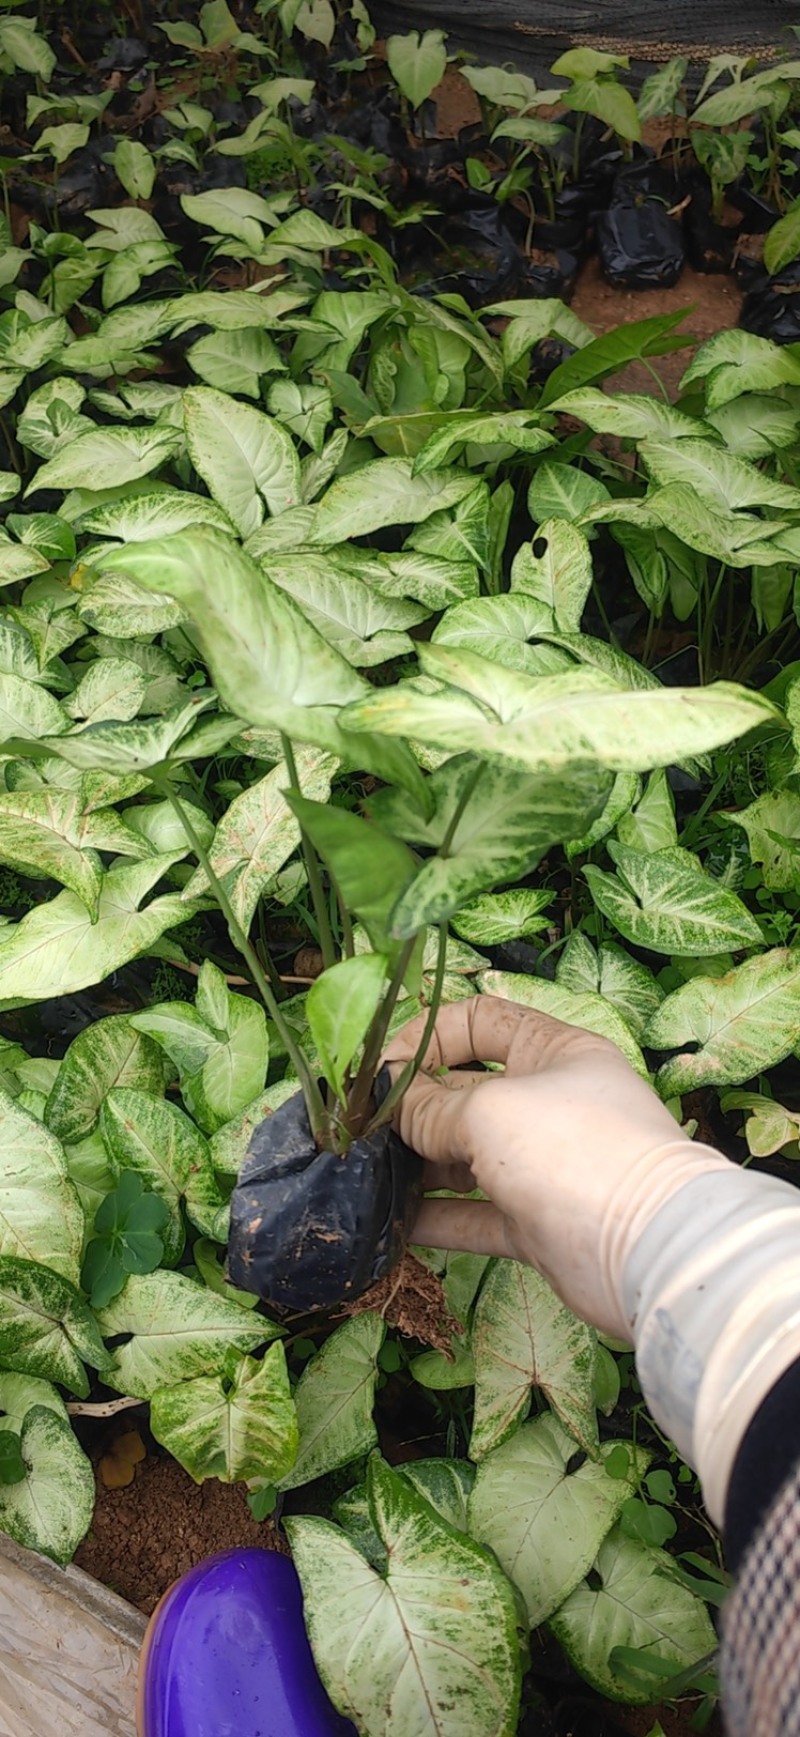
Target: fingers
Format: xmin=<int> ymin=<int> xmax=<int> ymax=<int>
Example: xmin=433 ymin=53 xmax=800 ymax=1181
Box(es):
xmin=411 ymin=1197 xmax=513 ymax=1259
xmin=393 ymin=1066 xmax=471 ymax=1164
xmin=384 ymin=994 xmax=610 ymax=1078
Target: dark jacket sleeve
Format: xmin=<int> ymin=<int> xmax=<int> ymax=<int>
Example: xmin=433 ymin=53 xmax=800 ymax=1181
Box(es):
xmin=720 ymin=1361 xmax=800 ymax=1737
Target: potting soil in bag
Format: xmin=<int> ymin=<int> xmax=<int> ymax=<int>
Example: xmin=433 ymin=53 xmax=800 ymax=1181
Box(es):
xmin=227 ymin=1083 xmax=423 ymax=1312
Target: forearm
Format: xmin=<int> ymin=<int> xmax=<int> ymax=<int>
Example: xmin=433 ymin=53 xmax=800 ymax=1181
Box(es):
xmin=616 ymin=1161 xmax=800 ymax=1527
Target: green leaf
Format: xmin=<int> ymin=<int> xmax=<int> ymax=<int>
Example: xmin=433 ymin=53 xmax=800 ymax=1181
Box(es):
xmin=720 ymin=1090 xmax=800 ymax=1158
xmin=288 ymin=793 xmax=418 ymax=954
xmin=387 ymin=758 xmax=610 ymax=939
xmin=308 ymin=459 xmax=480 ymax=545
xmin=549 ymin=1525 xmax=716 ymax=1703
xmin=0 ymin=787 xmax=150 ymax=919
xmin=306 ymin=954 xmax=389 ymax=1099
xmin=509 ymin=521 xmax=593 ymax=631
xmin=278 ymin=1314 xmax=384 ymax=1491
xmin=64 ymin=656 xmax=147 ymax=725
xmin=0 ymin=1090 xmax=84 ymax=1284
xmin=45 ymin=1013 xmax=166 ymax=1145
xmin=470 ymin=1262 xmax=598 ymax=1459
xmin=265 ymin=554 xmax=425 ymax=667
xmin=691 ymin=75 xmax=776 ymax=127
xmin=468 ymin=1413 xmax=644 ymax=1627
xmin=411 ymin=1337 xmax=475 ymax=1390
xmin=8 ymin=513 xmax=76 ymax=562
xmin=539 ymin=310 xmax=692 ymax=408
xmin=640 ymin=438 xmax=800 ymax=513
xmin=81 ymin=487 xmax=235 ymax=542
xmin=450 ymin=888 xmax=552 ymax=945
xmin=0 ymin=1405 xmax=93 ymax=1564
xmin=342 ymin=651 xmax=775 ymax=777
xmin=386 ymin=29 xmax=447 ymax=108
xmin=402 ymin=1458 xmax=475 ymax=1530
xmin=479 ymin=970 xmax=647 ymax=1076
xmin=288 ymin=1455 xmax=522 ymax=1736
xmin=0 ymin=672 xmax=66 ymax=737
xmin=431 ymin=594 xmax=569 ymax=678
xmin=131 ymin=964 xmax=269 ymax=1135
xmin=412 ymin=410 xmax=553 ymax=473
xmin=0 ymin=15 xmax=55 ymax=78
xmin=183 ymin=386 xmax=302 ymax=536
xmin=584 ymin=843 xmax=763 ymax=955
xmin=27 ymin=425 xmax=181 ymax=495
xmin=706 ymin=394 xmax=800 ymax=459
xmin=637 ymin=56 xmax=687 ymax=121
xmin=150 ymin=1343 xmax=298 ymax=1485
xmin=409 ymin=483 xmax=491 ymax=572
xmin=89 ymin=528 xmax=425 ymax=801
xmin=184 ymin=746 xmax=336 ymax=931
xmin=648 ymin=948 xmax=800 ymax=1095
xmin=556 ymin=935 xmax=663 ymax=1043
xmin=615 ymin=770 xmax=677 ymax=853
xmin=0 ymin=857 xmax=194 ymax=1011
xmin=187 ymin=327 xmax=285 ymax=399
xmin=96 ymin=1269 xmax=273 ymax=1399
xmin=680 ymin=328 xmax=800 ymax=407
xmin=527 ymin=461 xmax=610 ymax=522
xmin=547 ymin=389 xmax=702 ymax=443
xmin=0 ymin=1430 xmax=25 ymax=1485
xmin=725 ymin=789 xmax=800 ymax=890
xmin=764 ymin=197 xmax=800 ymax=275
xmin=113 ymin=139 xmax=156 ymax=201
xmin=0 ymin=1257 xmax=110 ymax=1397
xmin=101 ymin=1089 xmax=217 ymax=1261
xmin=562 ymin=76 xmax=641 ymax=142
xmin=0 ymin=1372 xmax=68 ymax=1434
xmin=0 ymin=544 xmax=50 ymax=587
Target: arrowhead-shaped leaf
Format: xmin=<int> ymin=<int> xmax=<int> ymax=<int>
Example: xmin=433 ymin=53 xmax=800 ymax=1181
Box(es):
xmin=468 ymin=1413 xmax=645 ymax=1627
xmin=150 ymin=1343 xmax=298 ymax=1484
xmin=45 ymin=1013 xmax=167 ymax=1145
xmin=549 ymin=1525 xmax=716 ymax=1702
xmin=279 ymin=1314 xmax=384 ymax=1491
xmin=648 ymin=948 xmax=800 ymax=1095
xmin=0 ymin=1091 xmax=84 ymax=1284
xmin=0 ymin=1256 xmax=110 ymax=1397
xmin=0 ymin=1404 xmax=94 ymax=1564
xmin=288 ymin=1454 xmax=522 ymax=1736
xmin=96 ymin=1269 xmax=274 ymax=1398
xmin=584 ymin=843 xmax=763 ymax=955
xmin=470 ymin=1261 xmax=598 ymax=1459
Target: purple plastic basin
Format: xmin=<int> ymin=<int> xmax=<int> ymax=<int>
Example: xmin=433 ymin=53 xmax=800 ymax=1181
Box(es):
xmin=137 ymin=1547 xmax=356 ymax=1737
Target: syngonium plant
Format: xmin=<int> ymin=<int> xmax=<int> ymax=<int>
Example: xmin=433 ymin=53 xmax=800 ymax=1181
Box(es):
xmin=79 ymin=520 xmax=776 ymax=1312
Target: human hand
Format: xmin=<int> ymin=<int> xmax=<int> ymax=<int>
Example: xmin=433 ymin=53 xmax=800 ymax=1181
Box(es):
xmin=384 ymin=996 xmax=729 ymax=1339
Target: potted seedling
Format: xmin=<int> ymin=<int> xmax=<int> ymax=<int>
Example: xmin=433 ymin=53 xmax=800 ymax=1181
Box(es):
xmin=74 ymin=523 xmax=618 ymax=1316
xmin=82 ymin=521 xmax=775 ymax=1325
xmin=686 ymin=129 xmax=750 ymax=272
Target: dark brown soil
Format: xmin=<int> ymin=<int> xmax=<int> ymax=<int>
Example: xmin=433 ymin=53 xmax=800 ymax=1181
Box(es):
xmin=571 ymin=256 xmax=743 ymax=397
xmin=75 ymin=1450 xmax=287 ymax=1615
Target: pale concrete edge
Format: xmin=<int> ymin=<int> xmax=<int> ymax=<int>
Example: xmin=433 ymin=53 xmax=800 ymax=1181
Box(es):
xmin=0 ymin=1531 xmax=147 ymax=1647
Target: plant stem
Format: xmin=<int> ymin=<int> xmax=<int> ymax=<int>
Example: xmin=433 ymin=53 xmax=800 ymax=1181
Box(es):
xmin=367 ymin=919 xmax=449 ymax=1133
xmin=280 ymin=734 xmax=336 ymax=971
xmin=364 ymin=763 xmax=487 ymax=1132
xmin=331 ymin=871 xmax=355 ymax=958
xmin=155 ymin=774 xmax=327 ymax=1137
xmin=345 ymin=937 xmax=417 ymax=1135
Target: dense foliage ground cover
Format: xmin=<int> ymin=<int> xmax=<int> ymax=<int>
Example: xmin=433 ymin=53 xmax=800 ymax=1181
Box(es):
xmin=0 ymin=4 xmax=799 ymax=1734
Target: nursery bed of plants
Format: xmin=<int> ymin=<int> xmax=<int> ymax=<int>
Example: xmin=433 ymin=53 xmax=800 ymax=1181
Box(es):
xmin=0 ymin=3 xmax=800 ymax=1734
